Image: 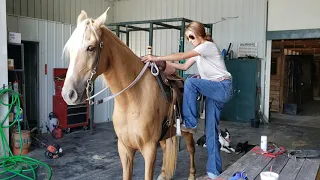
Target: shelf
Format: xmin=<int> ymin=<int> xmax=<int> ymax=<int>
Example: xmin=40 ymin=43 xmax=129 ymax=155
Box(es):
xmin=8 ymin=42 xmax=22 ymax=46
xmin=7 ymin=42 xmax=26 ymax=130
xmin=67 ymin=112 xmax=87 ymax=117
xmin=67 ymin=104 xmax=87 ymax=109
xmin=8 ymin=69 xmax=24 ymax=72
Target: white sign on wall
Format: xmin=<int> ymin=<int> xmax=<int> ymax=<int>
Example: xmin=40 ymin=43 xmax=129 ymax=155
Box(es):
xmin=8 ymin=32 xmax=21 ymax=44
xmin=238 ymin=43 xmax=258 ymax=58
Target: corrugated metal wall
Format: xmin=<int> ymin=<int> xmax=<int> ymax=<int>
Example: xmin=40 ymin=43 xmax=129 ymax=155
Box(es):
xmin=6 ymin=14 xmax=114 ymax=132
xmin=5 ymin=0 xmax=115 ymax=130
xmin=4 ymin=0 xmax=268 ymax=129
xmin=113 ymin=0 xmax=268 ymax=111
xmin=6 ymin=0 xmax=114 ymax=24
xmin=6 ymin=14 xmax=73 ymax=132
xmin=113 ymin=0 xmax=268 ymax=74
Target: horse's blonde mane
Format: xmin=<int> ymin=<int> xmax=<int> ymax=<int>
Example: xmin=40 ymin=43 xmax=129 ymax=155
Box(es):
xmin=61 ymin=15 xmax=141 ymax=89
xmin=61 ymin=18 xmax=109 ymax=87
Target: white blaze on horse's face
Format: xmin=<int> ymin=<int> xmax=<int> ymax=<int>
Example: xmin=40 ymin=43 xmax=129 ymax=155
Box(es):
xmin=61 ymin=9 xmax=109 ymax=105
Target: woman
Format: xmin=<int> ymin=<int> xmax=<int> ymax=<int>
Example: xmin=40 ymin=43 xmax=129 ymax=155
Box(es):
xmin=141 ymin=21 xmax=233 ymax=180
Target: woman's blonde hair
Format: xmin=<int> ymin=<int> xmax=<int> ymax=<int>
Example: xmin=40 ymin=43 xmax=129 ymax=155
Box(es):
xmin=185 ymin=21 xmax=213 ymax=42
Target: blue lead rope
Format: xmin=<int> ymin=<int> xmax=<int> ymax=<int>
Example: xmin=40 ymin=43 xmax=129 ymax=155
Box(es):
xmin=228 ymin=171 xmax=248 ymax=180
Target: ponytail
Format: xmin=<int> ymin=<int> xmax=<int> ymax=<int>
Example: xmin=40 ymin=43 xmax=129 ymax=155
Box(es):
xmin=205 ymin=33 xmax=213 ymax=42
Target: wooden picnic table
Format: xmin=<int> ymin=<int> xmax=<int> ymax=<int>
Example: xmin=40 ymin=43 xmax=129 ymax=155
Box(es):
xmin=218 ymin=146 xmax=320 ymax=180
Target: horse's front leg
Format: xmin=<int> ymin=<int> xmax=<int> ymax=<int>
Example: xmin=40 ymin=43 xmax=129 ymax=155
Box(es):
xmin=157 ymin=140 xmax=167 ymax=180
xmin=118 ymin=140 xmax=136 ymax=180
xmin=182 ymin=131 xmax=196 ymax=180
xmin=142 ymin=143 xmax=158 ymax=180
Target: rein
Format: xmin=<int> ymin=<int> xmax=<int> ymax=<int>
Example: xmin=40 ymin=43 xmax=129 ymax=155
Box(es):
xmin=85 ymin=26 xmax=159 ymax=105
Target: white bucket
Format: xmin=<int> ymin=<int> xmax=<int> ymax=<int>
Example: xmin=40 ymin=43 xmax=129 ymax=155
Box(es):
xmin=260 ymin=172 xmax=279 ymax=180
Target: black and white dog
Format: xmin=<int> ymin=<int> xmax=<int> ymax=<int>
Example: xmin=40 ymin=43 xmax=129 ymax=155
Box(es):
xmin=196 ymin=128 xmax=235 ymax=153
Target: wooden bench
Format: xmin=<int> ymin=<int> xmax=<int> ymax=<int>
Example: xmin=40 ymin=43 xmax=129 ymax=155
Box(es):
xmin=218 ymin=146 xmax=320 ymax=180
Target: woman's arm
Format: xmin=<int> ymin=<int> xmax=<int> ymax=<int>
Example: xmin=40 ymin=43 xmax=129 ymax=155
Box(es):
xmin=166 ymin=58 xmax=196 ymax=71
xmin=141 ymin=49 xmax=200 ymax=62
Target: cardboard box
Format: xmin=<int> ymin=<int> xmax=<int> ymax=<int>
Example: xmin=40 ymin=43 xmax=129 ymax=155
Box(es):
xmin=8 ymin=59 xmax=14 ymax=70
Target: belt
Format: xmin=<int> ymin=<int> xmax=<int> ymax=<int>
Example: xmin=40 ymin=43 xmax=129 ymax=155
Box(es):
xmin=216 ymin=76 xmax=232 ymax=82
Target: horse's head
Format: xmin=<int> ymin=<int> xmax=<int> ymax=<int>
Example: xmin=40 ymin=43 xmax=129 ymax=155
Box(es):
xmin=61 ymin=9 xmax=110 ymax=105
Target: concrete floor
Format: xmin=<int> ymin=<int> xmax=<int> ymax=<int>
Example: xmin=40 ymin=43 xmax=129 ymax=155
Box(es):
xmin=17 ymin=119 xmax=320 ymax=180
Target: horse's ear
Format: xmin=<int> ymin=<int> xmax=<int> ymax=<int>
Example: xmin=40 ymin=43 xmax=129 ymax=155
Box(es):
xmin=95 ymin=7 xmax=110 ymax=27
xmin=77 ymin=10 xmax=87 ymax=26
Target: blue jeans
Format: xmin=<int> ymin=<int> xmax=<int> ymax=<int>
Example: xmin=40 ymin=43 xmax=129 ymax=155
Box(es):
xmin=182 ymin=77 xmax=233 ymax=176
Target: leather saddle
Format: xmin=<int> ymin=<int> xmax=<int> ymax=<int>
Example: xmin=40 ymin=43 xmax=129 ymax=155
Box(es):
xmin=153 ymin=61 xmax=184 ymax=141
xmin=153 ymin=61 xmax=184 ymax=103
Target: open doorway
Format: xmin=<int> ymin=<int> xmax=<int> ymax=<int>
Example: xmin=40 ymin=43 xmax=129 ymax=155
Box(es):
xmin=269 ymin=39 xmax=320 ymax=127
xmin=23 ymin=41 xmax=40 ymax=130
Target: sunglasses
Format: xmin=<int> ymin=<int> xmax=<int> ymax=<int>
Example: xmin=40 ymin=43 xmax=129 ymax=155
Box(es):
xmin=186 ymin=35 xmax=195 ymax=41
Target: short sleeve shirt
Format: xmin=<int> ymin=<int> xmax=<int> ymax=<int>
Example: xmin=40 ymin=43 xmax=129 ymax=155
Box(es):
xmin=193 ymin=41 xmax=231 ymax=81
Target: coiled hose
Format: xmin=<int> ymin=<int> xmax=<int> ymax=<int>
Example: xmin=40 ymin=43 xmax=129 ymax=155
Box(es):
xmin=0 ymin=87 xmax=52 ymax=179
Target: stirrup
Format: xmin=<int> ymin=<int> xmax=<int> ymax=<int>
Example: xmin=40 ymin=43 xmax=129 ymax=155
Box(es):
xmin=176 ymin=118 xmax=181 ymax=136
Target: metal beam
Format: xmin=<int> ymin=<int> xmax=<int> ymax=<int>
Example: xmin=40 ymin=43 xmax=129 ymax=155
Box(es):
xmin=149 ymin=23 xmax=153 ymax=47
xmin=128 ymin=26 xmax=181 ymax=32
xmin=109 ymin=26 xmax=182 ymax=33
xmin=178 ymin=20 xmax=186 ymax=77
xmin=267 ymin=29 xmax=320 ymax=40
xmin=107 ymin=18 xmax=187 ymax=26
xmin=209 ymin=24 xmax=213 ymax=36
xmin=107 ymin=18 xmax=213 ymax=34
xmin=115 ymin=25 xmax=120 ymax=37
xmin=122 ymin=25 xmax=149 ymax=32
xmin=110 ymin=29 xmax=126 ymax=34
xmin=126 ymin=31 xmax=130 ymax=46
xmin=154 ymin=22 xmax=180 ymax=30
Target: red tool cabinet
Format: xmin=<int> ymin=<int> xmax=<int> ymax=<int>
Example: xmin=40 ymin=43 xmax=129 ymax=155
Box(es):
xmin=53 ymin=68 xmax=89 ymax=133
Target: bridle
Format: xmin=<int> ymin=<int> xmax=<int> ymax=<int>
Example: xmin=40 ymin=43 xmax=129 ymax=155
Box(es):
xmin=85 ymin=41 xmax=103 ymax=102
xmin=85 ymin=22 xmax=159 ymax=105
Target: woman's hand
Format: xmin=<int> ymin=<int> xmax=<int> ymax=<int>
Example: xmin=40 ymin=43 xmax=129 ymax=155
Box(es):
xmin=141 ymin=55 xmax=158 ymax=63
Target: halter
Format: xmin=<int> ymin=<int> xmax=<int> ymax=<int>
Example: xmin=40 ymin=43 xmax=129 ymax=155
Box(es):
xmin=85 ymin=22 xmax=159 ymax=105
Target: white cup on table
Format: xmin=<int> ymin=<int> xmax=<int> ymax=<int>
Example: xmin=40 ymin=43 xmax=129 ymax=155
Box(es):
xmin=260 ymin=171 xmax=279 ymax=180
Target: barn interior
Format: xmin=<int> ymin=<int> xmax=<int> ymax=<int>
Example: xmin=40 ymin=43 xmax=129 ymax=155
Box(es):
xmin=270 ymin=39 xmax=320 ymax=128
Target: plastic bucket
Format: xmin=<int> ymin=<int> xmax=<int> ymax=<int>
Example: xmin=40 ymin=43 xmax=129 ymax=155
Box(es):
xmin=11 ymin=130 xmax=31 ymax=155
xmin=260 ymin=172 xmax=279 ymax=180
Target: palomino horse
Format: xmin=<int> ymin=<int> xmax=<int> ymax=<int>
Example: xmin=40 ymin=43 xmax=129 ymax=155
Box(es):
xmin=61 ymin=9 xmax=196 ymax=180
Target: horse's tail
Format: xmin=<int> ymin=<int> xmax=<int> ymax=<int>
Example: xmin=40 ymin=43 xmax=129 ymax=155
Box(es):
xmin=163 ymin=85 xmax=179 ymax=178
xmin=164 ymin=136 xmax=178 ymax=178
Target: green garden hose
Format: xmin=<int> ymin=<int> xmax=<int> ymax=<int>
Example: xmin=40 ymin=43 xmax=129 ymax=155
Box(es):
xmin=0 ymin=87 xmax=52 ymax=179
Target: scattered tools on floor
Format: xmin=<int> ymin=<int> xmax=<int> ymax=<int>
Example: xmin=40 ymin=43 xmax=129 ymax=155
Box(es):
xmin=252 ymin=143 xmax=286 ymax=158
xmin=46 ymin=112 xmax=63 ymax=139
xmin=31 ymin=135 xmax=63 ymax=159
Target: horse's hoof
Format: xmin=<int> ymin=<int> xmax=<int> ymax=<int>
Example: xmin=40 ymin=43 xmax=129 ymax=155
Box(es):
xmin=188 ymin=174 xmax=195 ymax=180
xmin=157 ymin=174 xmax=166 ymax=180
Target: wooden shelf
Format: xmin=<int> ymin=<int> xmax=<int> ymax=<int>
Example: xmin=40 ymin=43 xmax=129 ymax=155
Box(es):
xmin=8 ymin=69 xmax=24 ymax=72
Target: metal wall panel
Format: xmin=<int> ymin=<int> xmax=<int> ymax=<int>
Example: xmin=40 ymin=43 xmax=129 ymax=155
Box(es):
xmin=6 ymin=0 xmax=114 ymax=25
xmin=6 ymin=14 xmax=114 ymax=132
xmin=38 ymin=20 xmax=48 ymax=132
xmin=113 ymin=0 xmax=268 ymax=111
xmin=113 ymin=0 xmax=267 ymax=74
xmin=268 ymin=0 xmax=320 ymax=31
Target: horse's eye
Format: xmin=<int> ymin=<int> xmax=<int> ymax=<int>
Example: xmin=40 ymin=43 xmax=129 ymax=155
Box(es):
xmin=87 ymin=46 xmax=95 ymax=51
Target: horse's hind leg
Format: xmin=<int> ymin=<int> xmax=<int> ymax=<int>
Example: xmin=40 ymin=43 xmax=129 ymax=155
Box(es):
xmin=118 ymin=140 xmax=136 ymax=180
xmin=182 ymin=131 xmax=196 ymax=180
